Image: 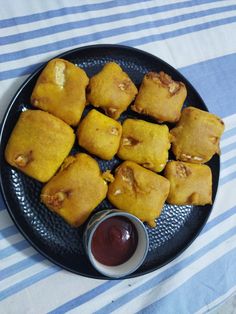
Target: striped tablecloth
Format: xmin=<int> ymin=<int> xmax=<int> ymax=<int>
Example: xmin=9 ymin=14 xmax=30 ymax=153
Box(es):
xmin=1 ymin=1 xmax=236 ymax=313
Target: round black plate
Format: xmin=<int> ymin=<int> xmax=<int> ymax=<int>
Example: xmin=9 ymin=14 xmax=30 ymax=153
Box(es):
xmin=0 ymin=45 xmax=219 ymax=279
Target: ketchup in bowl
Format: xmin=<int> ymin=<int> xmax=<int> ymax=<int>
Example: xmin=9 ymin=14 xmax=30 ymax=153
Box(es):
xmin=91 ymin=216 xmax=138 ymax=266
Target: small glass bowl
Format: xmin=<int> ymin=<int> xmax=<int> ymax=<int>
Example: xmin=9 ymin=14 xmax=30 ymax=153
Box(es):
xmin=83 ymin=209 xmax=149 ymax=278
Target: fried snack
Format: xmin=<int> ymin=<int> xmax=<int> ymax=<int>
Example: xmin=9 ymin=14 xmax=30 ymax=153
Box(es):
xmin=170 ymin=107 xmax=225 ymax=163
xmin=164 ymin=161 xmax=212 ymax=205
xmin=87 ymin=62 xmax=138 ymax=119
xmin=5 ymin=110 xmax=75 ymax=182
xmin=107 ymin=161 xmax=170 ymax=227
xmin=132 ymin=71 xmax=187 ymax=123
xmin=77 ymin=109 xmax=122 ymax=160
xmin=41 ymin=153 xmax=108 ymax=227
xmin=31 ymin=58 xmax=89 ymax=126
xmin=118 ymin=119 xmax=170 ymax=172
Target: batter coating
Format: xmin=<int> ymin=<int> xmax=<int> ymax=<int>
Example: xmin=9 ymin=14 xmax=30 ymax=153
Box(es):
xmin=132 ymin=71 xmax=187 ymax=123
xmin=107 ymin=161 xmax=170 ymax=227
xmin=118 ymin=119 xmax=170 ymax=172
xmin=41 ymin=153 xmax=108 ymax=227
xmin=31 ymin=58 xmax=89 ymax=126
xmin=170 ymin=107 xmax=225 ymax=163
xmin=164 ymin=161 xmax=212 ymax=205
xmin=87 ymin=62 xmax=138 ymax=119
xmin=5 ymin=110 xmax=75 ymax=182
xmin=77 ymin=109 xmax=122 ymax=160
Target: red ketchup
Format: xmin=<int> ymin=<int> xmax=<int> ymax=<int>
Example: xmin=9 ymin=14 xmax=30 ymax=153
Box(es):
xmin=91 ymin=216 xmax=138 ymax=266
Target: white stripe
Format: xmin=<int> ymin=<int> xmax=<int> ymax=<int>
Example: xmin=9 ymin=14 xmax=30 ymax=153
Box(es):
xmin=223 ymin=114 xmax=236 ymax=131
xmin=0 ymin=259 xmax=55 ymax=291
xmin=110 ymin=233 xmax=236 ymax=314
xmin=2 ymin=1 xmax=232 ymax=37
xmin=140 ymin=20 xmax=236 ymax=69
xmin=221 ymin=148 xmax=236 ymax=162
xmin=0 ymin=269 xmax=103 ymax=313
xmin=220 ymin=163 xmax=236 ymax=178
xmin=1 ymin=1 xmax=185 ymax=35
xmin=220 ymin=135 xmax=236 ymax=148
xmin=0 ymin=75 xmax=27 ymax=123
xmin=0 ymin=233 xmax=24 ymax=250
xmin=68 ymin=213 xmax=236 ymax=314
xmin=196 ymin=284 xmax=236 ymax=314
xmin=0 ymin=0 xmax=138 ymax=21
xmin=1 ymin=246 xmax=38 ymax=270
xmin=1 ymin=7 xmax=236 ymax=70
xmin=2 ymin=178 xmax=234 ymax=313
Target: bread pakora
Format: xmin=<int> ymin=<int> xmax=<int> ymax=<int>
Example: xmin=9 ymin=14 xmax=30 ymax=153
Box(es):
xmin=108 ymin=161 xmax=170 ymax=227
xmin=118 ymin=119 xmax=170 ymax=172
xmin=164 ymin=161 xmax=212 ymax=205
xmin=31 ymin=58 xmax=89 ymax=126
xmin=87 ymin=62 xmax=138 ymax=119
xmin=170 ymin=107 xmax=225 ymax=163
xmin=77 ymin=109 xmax=122 ymax=160
xmin=41 ymin=153 xmax=108 ymax=227
xmin=5 ymin=110 xmax=75 ymax=182
xmin=132 ymin=71 xmax=187 ymax=123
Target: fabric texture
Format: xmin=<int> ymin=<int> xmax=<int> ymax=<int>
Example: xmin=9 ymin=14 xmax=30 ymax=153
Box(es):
xmin=0 ymin=1 xmax=236 ymax=313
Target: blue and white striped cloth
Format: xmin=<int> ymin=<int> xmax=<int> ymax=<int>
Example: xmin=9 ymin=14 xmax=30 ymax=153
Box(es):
xmin=1 ymin=1 xmax=236 ymax=313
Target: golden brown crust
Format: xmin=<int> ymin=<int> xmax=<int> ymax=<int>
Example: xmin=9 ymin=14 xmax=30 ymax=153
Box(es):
xmin=118 ymin=119 xmax=170 ymax=172
xmin=41 ymin=153 xmax=108 ymax=227
xmin=132 ymin=71 xmax=187 ymax=123
xmin=164 ymin=161 xmax=212 ymax=205
xmin=31 ymin=58 xmax=89 ymax=126
xmin=5 ymin=110 xmax=75 ymax=182
xmin=107 ymin=161 xmax=170 ymax=227
xmin=170 ymin=107 xmax=225 ymax=163
xmin=87 ymin=62 xmax=138 ymax=119
xmin=77 ymin=109 xmax=122 ymax=160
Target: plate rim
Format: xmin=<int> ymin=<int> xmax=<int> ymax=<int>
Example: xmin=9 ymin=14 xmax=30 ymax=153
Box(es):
xmin=0 ymin=44 xmax=220 ymax=279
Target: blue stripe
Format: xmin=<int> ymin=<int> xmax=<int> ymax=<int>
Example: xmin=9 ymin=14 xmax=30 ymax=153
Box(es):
xmin=0 ymin=253 xmax=44 ymax=280
xmin=1 ymin=16 xmax=236 ymax=82
xmin=201 ymin=205 xmax=236 ymax=234
xmin=180 ymin=53 xmax=236 ymax=118
xmin=48 ymin=205 xmax=236 ymax=313
xmin=94 ymin=226 xmax=236 ymax=314
xmin=0 ymin=266 xmax=60 ymax=301
xmin=221 ymin=156 xmax=236 ymax=170
xmin=139 ymin=247 xmax=236 ymax=314
xmin=1 ymin=8 xmax=236 ymax=64
xmin=222 ymin=126 xmax=236 ymax=139
xmin=120 ymin=15 xmax=236 ymax=46
xmin=48 ymin=280 xmax=121 ymax=314
xmin=0 ymin=0 xmax=151 ymax=28
xmin=2 ymin=2 xmax=234 ymax=46
xmin=0 ymin=225 xmax=19 ymax=239
xmin=0 ymin=62 xmax=44 ymax=81
xmin=0 ymin=240 xmax=29 ymax=259
xmin=222 ymin=141 xmax=236 ymax=154
xmin=220 ymin=171 xmax=236 ymax=185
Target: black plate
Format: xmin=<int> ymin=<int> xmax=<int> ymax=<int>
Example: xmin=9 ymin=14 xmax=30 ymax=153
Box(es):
xmin=0 ymin=45 xmax=219 ymax=279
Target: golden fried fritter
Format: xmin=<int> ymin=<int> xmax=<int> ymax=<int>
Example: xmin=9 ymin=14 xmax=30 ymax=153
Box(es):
xmin=107 ymin=161 xmax=170 ymax=227
xmin=5 ymin=110 xmax=75 ymax=182
xmin=118 ymin=119 xmax=170 ymax=172
xmin=132 ymin=71 xmax=187 ymax=123
xmin=87 ymin=62 xmax=138 ymax=119
xmin=31 ymin=58 xmax=89 ymax=126
xmin=170 ymin=107 xmax=225 ymax=163
xmin=41 ymin=153 xmax=108 ymax=227
xmin=164 ymin=161 xmax=212 ymax=205
xmin=77 ymin=109 xmax=122 ymax=160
